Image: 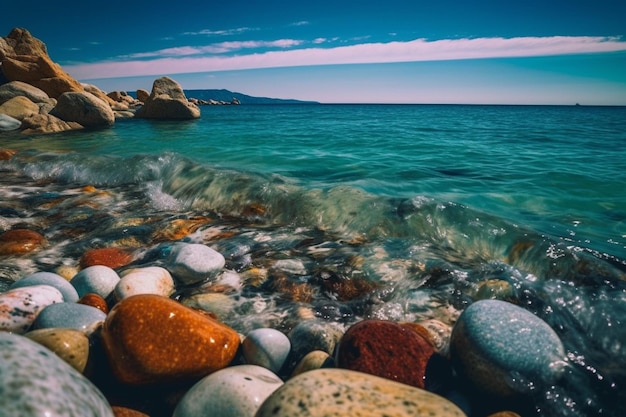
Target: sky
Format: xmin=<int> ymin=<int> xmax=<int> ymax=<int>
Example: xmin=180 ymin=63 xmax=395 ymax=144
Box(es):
xmin=2 ymin=0 xmax=626 ymax=104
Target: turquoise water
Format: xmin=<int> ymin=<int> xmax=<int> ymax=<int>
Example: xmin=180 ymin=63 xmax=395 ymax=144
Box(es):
xmin=2 ymin=104 xmax=626 ymax=415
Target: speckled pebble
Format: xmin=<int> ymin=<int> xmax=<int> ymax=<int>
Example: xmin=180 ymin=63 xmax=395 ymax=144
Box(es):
xmin=31 ymin=302 xmax=107 ymax=332
xmin=242 ymin=328 xmax=291 ymax=373
xmin=0 ymin=332 xmax=114 ymax=417
xmin=10 ymin=271 xmax=79 ymax=302
xmin=173 ymin=364 xmax=283 ymax=417
xmin=114 ymin=266 xmax=174 ymax=300
xmin=71 ymin=265 xmax=120 ymax=298
xmin=165 ymin=242 xmax=225 ymax=284
xmin=255 ymin=368 xmax=466 ymax=417
xmin=450 ymin=299 xmax=567 ymax=398
xmin=0 ymin=285 xmax=64 ymax=333
xmin=24 ymin=327 xmax=90 ymax=372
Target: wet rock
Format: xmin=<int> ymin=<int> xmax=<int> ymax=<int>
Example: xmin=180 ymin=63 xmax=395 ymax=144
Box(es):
xmin=165 ymin=242 xmax=225 ymax=285
xmin=101 ymin=294 xmax=240 ymax=385
xmin=50 ymin=91 xmax=115 ymax=127
xmin=450 ymin=299 xmax=567 ymax=398
xmin=70 ymin=265 xmax=120 ymax=299
xmin=0 ymin=228 xmax=46 ymax=255
xmin=255 ymin=368 xmax=467 ymax=417
xmin=24 ymin=327 xmax=90 ymax=373
xmin=242 ymin=328 xmax=291 ymax=373
xmin=0 ymin=285 xmax=63 ymax=333
xmin=335 ymin=319 xmax=435 ymax=389
xmin=180 ymin=292 xmax=236 ymax=321
xmin=291 ymin=350 xmax=332 ymax=378
xmin=80 ymin=247 xmax=134 ymax=269
xmin=111 ymin=406 xmax=150 ymax=417
xmin=10 ymin=271 xmax=79 ymax=302
xmin=134 ymin=77 xmax=200 ymax=120
xmin=288 ymin=319 xmax=344 ymax=367
xmin=31 ymin=302 xmax=107 ymax=332
xmin=21 ymin=112 xmax=83 ymax=134
xmin=0 ymin=332 xmax=114 ymax=417
xmin=78 ymin=292 xmax=110 ymax=314
xmin=173 ymin=364 xmax=283 ymax=417
xmin=114 ymin=266 xmax=174 ymax=300
xmin=0 ymin=113 xmax=21 ymax=131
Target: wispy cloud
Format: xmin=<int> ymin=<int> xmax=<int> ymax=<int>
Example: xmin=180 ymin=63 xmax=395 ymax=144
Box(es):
xmin=66 ymin=36 xmax=626 ymax=80
xmin=123 ymin=39 xmax=304 ymax=58
xmin=183 ymin=27 xmax=258 ymax=36
xmin=289 ymin=21 xmax=310 ymax=27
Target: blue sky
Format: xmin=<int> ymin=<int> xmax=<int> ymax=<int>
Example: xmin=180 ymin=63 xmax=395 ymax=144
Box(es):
xmin=2 ymin=0 xmax=626 ymax=104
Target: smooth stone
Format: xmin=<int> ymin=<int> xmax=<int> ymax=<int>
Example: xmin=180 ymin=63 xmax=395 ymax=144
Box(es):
xmin=31 ymin=302 xmax=107 ymax=331
xmin=111 ymin=406 xmax=150 ymax=417
xmin=114 ymin=266 xmax=174 ymax=300
xmin=24 ymin=327 xmax=90 ymax=372
xmin=180 ymin=292 xmax=236 ymax=321
xmin=291 ymin=350 xmax=332 ymax=378
xmin=255 ymin=368 xmax=467 ymax=417
xmin=0 ymin=112 xmax=21 ymax=131
xmin=336 ymin=319 xmax=435 ymax=389
xmin=173 ymin=364 xmax=283 ymax=417
xmin=10 ymin=271 xmax=79 ymax=302
xmin=242 ymin=328 xmax=291 ymax=373
xmin=101 ymin=294 xmax=240 ymax=385
xmin=80 ymin=247 xmax=134 ymax=269
xmin=78 ymin=292 xmax=110 ymax=313
xmin=288 ymin=319 xmax=344 ymax=365
xmin=415 ymin=319 xmax=453 ymax=356
xmin=0 ymin=285 xmax=64 ymax=333
xmin=71 ymin=265 xmax=120 ymax=298
xmin=0 ymin=228 xmax=46 ymax=255
xmin=165 ymin=242 xmax=225 ymax=285
xmin=0 ymin=332 xmax=114 ymax=417
xmin=450 ymin=299 xmax=567 ymax=398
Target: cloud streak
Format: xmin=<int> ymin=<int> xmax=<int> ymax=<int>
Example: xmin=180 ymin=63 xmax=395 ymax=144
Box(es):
xmin=67 ymin=36 xmax=626 ymax=80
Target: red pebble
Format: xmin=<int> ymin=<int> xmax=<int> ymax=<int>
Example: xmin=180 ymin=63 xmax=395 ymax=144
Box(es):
xmin=335 ymin=319 xmax=435 ymax=388
xmin=80 ymin=247 xmax=133 ymax=269
xmin=78 ymin=293 xmax=109 ymax=314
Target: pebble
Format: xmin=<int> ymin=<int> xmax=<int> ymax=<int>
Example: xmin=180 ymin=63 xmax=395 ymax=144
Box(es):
xmin=291 ymin=350 xmax=332 ymax=378
xmin=10 ymin=271 xmax=79 ymax=302
xmin=0 ymin=228 xmax=46 ymax=255
xmin=450 ymin=299 xmax=567 ymax=398
xmin=80 ymin=247 xmax=134 ymax=269
xmin=111 ymin=406 xmax=150 ymax=417
xmin=70 ymin=265 xmax=120 ymax=298
xmin=335 ymin=319 xmax=435 ymax=389
xmin=0 ymin=284 xmax=64 ymax=333
xmin=101 ymin=294 xmax=240 ymax=385
xmin=0 ymin=332 xmax=114 ymax=417
xmin=114 ymin=266 xmax=174 ymax=300
xmin=23 ymin=327 xmax=90 ymax=373
xmin=78 ymin=292 xmax=110 ymax=313
xmin=255 ymin=368 xmax=467 ymax=417
xmin=31 ymin=301 xmax=107 ymax=331
xmin=180 ymin=292 xmax=236 ymax=321
xmin=173 ymin=364 xmax=283 ymax=417
xmin=242 ymin=328 xmax=291 ymax=373
xmin=165 ymin=242 xmax=226 ymax=285
xmin=288 ymin=319 xmax=344 ymax=366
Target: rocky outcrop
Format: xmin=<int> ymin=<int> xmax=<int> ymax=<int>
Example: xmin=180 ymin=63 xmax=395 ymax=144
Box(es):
xmin=20 ymin=113 xmax=82 ymax=134
xmin=135 ymin=77 xmax=200 ymax=120
xmin=0 ymin=80 xmax=51 ymax=105
xmin=0 ymin=96 xmax=39 ymax=120
xmin=50 ymin=92 xmax=115 ymax=127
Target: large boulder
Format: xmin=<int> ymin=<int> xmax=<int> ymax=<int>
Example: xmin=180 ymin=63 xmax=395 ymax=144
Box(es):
xmin=21 ymin=113 xmax=83 ymax=134
xmin=135 ymin=76 xmax=200 ymax=120
xmin=0 ymin=80 xmax=50 ymax=105
xmin=50 ymin=91 xmax=115 ymax=127
xmin=0 ymin=28 xmax=113 ymax=107
xmin=0 ymin=96 xmax=39 ymax=120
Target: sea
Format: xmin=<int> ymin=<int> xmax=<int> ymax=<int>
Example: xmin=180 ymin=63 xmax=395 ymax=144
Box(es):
xmin=1 ymin=103 xmax=625 ymax=416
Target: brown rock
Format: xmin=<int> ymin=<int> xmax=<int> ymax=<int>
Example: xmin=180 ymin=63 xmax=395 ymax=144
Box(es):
xmin=0 ymin=95 xmax=39 ymax=120
xmin=50 ymin=91 xmax=115 ymax=127
xmin=1 ymin=54 xmax=83 ymax=98
xmin=335 ymin=319 xmax=435 ymax=389
xmin=101 ymin=294 xmax=240 ymax=385
xmin=24 ymin=328 xmax=90 ymax=373
xmin=136 ymin=89 xmax=149 ymax=103
xmin=80 ymin=247 xmax=134 ymax=269
xmin=0 ymin=228 xmax=46 ymax=255
xmin=135 ymin=77 xmax=200 ymax=120
xmin=0 ymin=149 xmax=17 ymax=160
xmin=78 ymin=293 xmax=110 ymax=314
xmin=21 ymin=113 xmax=83 ymax=134
xmin=111 ymin=406 xmax=150 ymax=417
